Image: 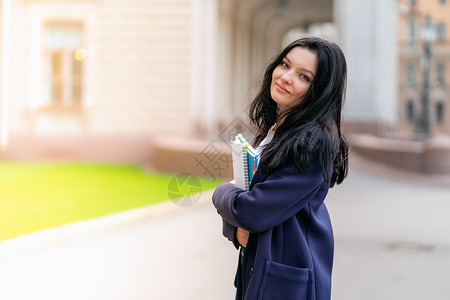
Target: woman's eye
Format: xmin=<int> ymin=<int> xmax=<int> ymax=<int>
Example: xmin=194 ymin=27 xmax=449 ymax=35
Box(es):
xmin=300 ymin=74 xmax=310 ymax=82
xmin=281 ymin=62 xmax=289 ymax=68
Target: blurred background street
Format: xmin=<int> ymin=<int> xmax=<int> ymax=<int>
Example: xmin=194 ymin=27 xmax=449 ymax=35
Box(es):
xmin=1 ymin=156 xmax=449 ymax=300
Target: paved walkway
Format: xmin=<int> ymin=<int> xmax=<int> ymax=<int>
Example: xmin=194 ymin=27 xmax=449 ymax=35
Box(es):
xmin=328 ymin=165 xmax=450 ymax=300
xmin=1 ymin=163 xmax=450 ymax=300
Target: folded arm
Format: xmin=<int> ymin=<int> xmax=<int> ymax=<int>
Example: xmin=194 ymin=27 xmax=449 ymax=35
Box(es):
xmin=212 ymin=162 xmax=325 ymax=233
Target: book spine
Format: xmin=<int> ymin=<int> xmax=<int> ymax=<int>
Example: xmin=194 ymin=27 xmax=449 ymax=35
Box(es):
xmin=243 ymin=144 xmax=249 ymax=191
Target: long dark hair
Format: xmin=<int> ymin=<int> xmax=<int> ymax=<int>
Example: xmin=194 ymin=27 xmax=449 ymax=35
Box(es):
xmin=249 ymin=37 xmax=348 ymax=187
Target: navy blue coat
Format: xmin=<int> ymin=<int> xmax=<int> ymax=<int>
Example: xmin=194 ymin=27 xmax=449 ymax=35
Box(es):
xmin=212 ymin=158 xmax=333 ymax=300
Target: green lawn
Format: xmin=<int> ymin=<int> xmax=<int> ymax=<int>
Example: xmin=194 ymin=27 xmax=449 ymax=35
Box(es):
xmin=0 ymin=162 xmax=221 ymax=241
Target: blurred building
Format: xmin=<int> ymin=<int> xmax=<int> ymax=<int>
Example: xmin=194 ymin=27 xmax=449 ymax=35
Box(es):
xmin=0 ymin=0 xmax=398 ymax=163
xmin=397 ymin=0 xmax=450 ymax=134
xmin=0 ymin=0 xmax=195 ymax=162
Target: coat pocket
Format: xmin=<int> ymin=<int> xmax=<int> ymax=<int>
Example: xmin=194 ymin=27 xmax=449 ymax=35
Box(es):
xmin=259 ymin=260 xmax=311 ymax=300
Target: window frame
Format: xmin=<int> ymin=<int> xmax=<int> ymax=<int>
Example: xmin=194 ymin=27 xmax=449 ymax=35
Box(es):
xmin=436 ymin=22 xmax=446 ymax=43
xmin=41 ymin=21 xmax=86 ymax=110
xmin=407 ymin=19 xmax=417 ymax=45
xmin=406 ymin=64 xmax=417 ymax=87
xmin=28 ymin=4 xmax=94 ymax=111
xmin=406 ymin=100 xmax=415 ymax=124
xmin=435 ymin=102 xmax=444 ymax=124
xmin=437 ymin=63 xmax=446 ymax=86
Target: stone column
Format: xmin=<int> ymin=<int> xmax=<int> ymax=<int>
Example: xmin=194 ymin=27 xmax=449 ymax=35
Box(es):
xmin=0 ymin=0 xmax=11 ymax=152
xmin=191 ymin=0 xmax=219 ymax=136
xmin=335 ymin=0 xmax=399 ymax=132
xmin=216 ymin=0 xmax=234 ymax=126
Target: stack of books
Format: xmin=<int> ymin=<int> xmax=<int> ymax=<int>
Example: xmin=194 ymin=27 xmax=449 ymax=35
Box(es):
xmin=231 ymin=133 xmax=259 ymax=191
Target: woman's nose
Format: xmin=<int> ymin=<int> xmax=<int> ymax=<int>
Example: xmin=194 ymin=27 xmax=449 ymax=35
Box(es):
xmin=281 ymin=72 xmax=293 ymax=84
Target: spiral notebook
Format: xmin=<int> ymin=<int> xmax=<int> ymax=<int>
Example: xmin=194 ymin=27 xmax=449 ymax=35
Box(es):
xmin=231 ymin=134 xmax=259 ymax=191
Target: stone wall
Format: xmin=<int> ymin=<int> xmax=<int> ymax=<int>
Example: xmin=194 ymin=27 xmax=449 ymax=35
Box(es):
xmin=350 ymin=134 xmax=450 ymax=175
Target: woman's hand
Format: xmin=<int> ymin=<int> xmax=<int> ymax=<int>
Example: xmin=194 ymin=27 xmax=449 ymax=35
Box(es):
xmin=236 ymin=228 xmax=249 ymax=248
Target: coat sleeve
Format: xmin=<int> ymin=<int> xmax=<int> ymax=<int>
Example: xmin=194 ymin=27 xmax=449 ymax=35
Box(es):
xmin=212 ymin=161 xmax=325 ymax=233
xmin=221 ymin=219 xmax=240 ymax=249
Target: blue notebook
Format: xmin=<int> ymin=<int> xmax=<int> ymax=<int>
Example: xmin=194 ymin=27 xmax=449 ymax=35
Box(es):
xmin=231 ymin=134 xmax=259 ymax=190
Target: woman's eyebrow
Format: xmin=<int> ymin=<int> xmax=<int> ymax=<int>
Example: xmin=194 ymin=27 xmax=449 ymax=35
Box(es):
xmin=284 ymin=55 xmax=315 ymax=78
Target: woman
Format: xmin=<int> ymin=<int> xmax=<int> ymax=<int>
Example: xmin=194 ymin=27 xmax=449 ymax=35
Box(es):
xmin=212 ymin=37 xmax=348 ymax=300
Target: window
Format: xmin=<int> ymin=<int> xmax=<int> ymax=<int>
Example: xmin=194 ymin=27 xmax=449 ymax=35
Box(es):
xmin=436 ymin=22 xmax=446 ymax=43
xmin=437 ymin=63 xmax=446 ymax=86
xmin=42 ymin=23 xmax=86 ymax=107
xmin=406 ymin=101 xmax=415 ymax=124
xmin=435 ymin=102 xmax=444 ymax=124
xmin=407 ymin=64 xmax=417 ymax=87
xmin=408 ymin=20 xmax=417 ymax=45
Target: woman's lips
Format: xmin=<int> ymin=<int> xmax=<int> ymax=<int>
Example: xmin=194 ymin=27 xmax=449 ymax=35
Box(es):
xmin=276 ymin=83 xmax=290 ymax=94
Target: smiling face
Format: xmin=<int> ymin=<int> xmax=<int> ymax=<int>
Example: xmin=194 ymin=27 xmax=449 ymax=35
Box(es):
xmin=270 ymin=46 xmax=318 ymax=111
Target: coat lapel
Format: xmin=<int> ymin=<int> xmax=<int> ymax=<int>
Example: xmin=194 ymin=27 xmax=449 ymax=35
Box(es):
xmin=249 ymin=166 xmax=268 ymax=190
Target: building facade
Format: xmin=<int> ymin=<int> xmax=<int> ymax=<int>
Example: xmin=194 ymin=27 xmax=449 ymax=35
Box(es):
xmin=0 ymin=0 xmax=194 ymax=162
xmin=398 ymin=0 xmax=450 ymax=135
xmin=0 ymin=0 xmax=399 ymax=162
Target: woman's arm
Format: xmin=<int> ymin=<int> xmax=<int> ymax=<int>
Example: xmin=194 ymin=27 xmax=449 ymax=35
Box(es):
xmin=212 ymin=161 xmax=325 ymax=233
xmin=219 ymin=179 xmax=249 ymax=249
